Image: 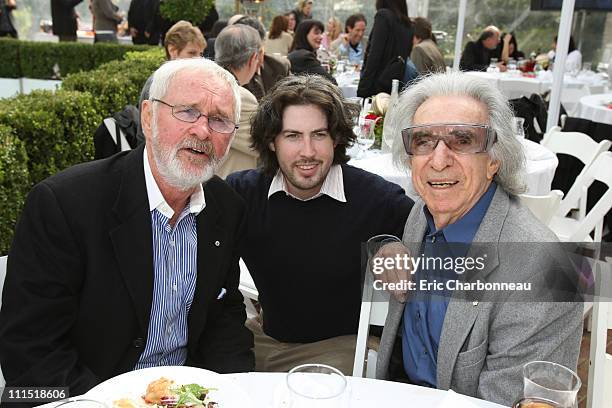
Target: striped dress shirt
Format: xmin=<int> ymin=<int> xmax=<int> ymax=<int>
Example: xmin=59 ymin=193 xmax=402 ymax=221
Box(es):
xmin=135 ymin=150 xmax=206 ymax=369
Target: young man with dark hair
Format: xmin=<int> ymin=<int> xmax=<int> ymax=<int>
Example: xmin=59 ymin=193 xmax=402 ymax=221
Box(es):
xmin=226 ymin=75 xmax=413 ymax=374
xmin=330 ymin=13 xmax=367 ymax=63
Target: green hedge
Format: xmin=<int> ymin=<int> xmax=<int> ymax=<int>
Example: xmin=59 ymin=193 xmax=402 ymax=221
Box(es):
xmin=0 ymin=89 xmax=101 ymax=185
xmin=0 ymin=38 xmax=152 ymax=79
xmin=63 ymin=48 xmax=165 ymax=116
xmin=0 ymin=38 xmax=21 ymax=78
xmin=0 ymin=125 xmax=30 ymax=255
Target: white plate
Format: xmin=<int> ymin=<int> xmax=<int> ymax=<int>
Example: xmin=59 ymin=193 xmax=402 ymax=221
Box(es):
xmin=85 ymin=366 xmax=251 ymax=407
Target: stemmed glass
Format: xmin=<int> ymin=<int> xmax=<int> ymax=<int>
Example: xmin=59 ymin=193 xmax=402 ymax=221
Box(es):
xmin=357 ymin=117 xmax=377 ymax=152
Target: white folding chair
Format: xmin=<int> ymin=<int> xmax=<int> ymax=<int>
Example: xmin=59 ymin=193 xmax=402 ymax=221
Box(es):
xmin=541 ymin=129 xmax=612 ymax=220
xmin=0 ymin=255 xmax=7 ymax=389
xmin=238 ymin=258 xmax=259 ymax=319
xmin=518 ymin=190 xmax=564 ymax=226
xmin=353 ymin=272 xmax=390 ymax=378
xmin=548 ymin=152 xmax=612 ymax=242
xmin=586 ymin=259 xmax=612 ymax=408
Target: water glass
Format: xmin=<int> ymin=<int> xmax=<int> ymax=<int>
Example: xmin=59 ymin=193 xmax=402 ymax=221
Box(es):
xmin=286 ymin=364 xmax=349 ymax=408
xmin=513 ymin=117 xmax=526 ymax=139
xmin=523 ymin=361 xmax=581 ymax=408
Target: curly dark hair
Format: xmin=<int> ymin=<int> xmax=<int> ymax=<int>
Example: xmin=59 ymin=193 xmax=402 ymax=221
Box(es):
xmin=250 ymin=75 xmax=360 ymax=176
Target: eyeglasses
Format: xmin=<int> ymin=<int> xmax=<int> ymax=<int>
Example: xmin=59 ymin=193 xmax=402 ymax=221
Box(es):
xmin=152 ymin=98 xmax=238 ymax=134
xmin=401 ymin=123 xmax=497 ymax=156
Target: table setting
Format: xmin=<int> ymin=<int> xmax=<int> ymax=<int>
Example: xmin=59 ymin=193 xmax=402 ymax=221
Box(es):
xmin=33 ymin=359 xmax=582 ymax=408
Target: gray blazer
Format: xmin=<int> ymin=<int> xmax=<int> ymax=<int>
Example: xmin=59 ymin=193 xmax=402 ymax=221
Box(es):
xmin=376 ymin=187 xmax=583 ymax=405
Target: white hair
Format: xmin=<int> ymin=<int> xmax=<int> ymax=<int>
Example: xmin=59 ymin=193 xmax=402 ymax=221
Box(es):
xmin=388 ymin=72 xmax=526 ymax=196
xmin=148 ymin=57 xmax=241 ymax=124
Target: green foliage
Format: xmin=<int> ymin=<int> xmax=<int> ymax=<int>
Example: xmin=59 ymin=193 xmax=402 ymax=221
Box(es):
xmin=159 ymin=0 xmax=215 ymax=25
xmin=0 ymin=125 xmax=30 ymax=255
xmin=0 ymin=89 xmax=101 ymax=185
xmin=0 ymin=39 xmax=152 ymax=80
xmin=62 ymin=48 xmax=164 ymax=116
xmin=0 ymin=38 xmax=21 ymax=78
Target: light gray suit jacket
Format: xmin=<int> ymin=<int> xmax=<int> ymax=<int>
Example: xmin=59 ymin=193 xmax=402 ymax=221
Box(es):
xmin=376 ymin=187 xmax=583 ymax=405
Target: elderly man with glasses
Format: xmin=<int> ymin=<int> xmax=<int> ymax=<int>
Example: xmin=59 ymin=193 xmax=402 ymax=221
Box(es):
xmin=372 ymin=72 xmax=582 ymax=405
xmin=0 ymin=58 xmax=254 ymax=397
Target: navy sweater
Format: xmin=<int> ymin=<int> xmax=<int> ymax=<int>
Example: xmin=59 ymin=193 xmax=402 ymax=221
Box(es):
xmin=227 ymin=165 xmax=413 ymax=343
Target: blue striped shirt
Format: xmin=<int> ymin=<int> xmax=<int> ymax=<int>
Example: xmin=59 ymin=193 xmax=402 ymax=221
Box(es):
xmin=135 ymin=150 xmax=205 ymax=369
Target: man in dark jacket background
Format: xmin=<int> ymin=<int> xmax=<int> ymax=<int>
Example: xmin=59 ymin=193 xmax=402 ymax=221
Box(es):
xmin=459 ymin=26 xmax=506 ymax=72
xmin=51 ymin=0 xmax=83 ymax=41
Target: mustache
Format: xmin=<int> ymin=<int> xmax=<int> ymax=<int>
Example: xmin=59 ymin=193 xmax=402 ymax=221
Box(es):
xmin=179 ymin=138 xmax=216 ymax=160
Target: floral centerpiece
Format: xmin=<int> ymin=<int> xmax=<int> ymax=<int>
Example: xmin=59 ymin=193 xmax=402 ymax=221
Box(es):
xmin=363 ymin=93 xmax=390 ymax=150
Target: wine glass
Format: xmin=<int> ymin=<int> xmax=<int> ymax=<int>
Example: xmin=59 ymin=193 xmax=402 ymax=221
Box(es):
xmin=286 ymin=364 xmax=349 ymax=408
xmin=522 ymin=361 xmax=581 ymax=408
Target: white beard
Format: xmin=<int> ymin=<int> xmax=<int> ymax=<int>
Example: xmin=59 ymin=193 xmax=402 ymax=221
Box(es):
xmin=150 ymin=119 xmax=222 ymax=191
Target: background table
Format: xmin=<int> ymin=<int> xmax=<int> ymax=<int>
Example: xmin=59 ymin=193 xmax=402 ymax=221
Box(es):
xmin=576 ymin=93 xmax=612 ymax=125
xmin=348 ymin=139 xmax=558 ymax=198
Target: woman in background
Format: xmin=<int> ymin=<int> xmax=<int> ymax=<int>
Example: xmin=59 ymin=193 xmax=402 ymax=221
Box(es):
xmin=321 ymin=16 xmax=341 ymax=49
xmin=292 ymin=0 xmax=313 ymax=27
xmin=284 ymin=10 xmax=297 ymax=35
xmin=265 ymin=15 xmax=294 ymax=56
xmin=357 ymin=0 xmax=413 ymax=97
xmin=500 ymin=32 xmax=525 ymax=63
xmin=410 ymin=17 xmax=445 ymax=75
xmin=288 ymin=19 xmax=336 ymax=84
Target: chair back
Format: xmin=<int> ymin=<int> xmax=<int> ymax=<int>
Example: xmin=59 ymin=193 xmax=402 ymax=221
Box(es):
xmin=552 ymin=152 xmax=612 ymax=242
xmin=586 ymin=259 xmax=612 ymax=408
xmin=353 ymin=272 xmax=389 ymax=378
xmin=542 ymin=129 xmax=612 ymax=217
xmin=518 ymin=190 xmax=564 ymax=226
xmin=238 ymin=258 xmax=259 ymax=318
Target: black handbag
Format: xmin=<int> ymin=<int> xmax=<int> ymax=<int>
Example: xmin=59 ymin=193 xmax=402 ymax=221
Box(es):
xmin=376 ymin=55 xmax=405 ymax=94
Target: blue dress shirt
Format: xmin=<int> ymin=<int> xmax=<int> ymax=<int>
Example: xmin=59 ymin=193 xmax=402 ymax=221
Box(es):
xmin=402 ymin=182 xmax=497 ymax=387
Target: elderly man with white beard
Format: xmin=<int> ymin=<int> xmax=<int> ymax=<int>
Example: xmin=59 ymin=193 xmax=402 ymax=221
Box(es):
xmin=0 ymin=58 xmax=254 ymax=401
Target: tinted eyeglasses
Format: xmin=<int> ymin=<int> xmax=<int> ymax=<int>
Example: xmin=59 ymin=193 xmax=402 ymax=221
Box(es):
xmin=401 ymin=123 xmax=497 ymax=156
xmin=152 ymin=98 xmax=238 ymax=134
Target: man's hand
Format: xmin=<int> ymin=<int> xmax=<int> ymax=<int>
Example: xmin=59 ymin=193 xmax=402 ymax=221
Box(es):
xmin=340 ymin=33 xmax=349 ymax=46
xmin=497 ymin=62 xmax=508 ymax=72
xmin=370 ymin=242 xmax=412 ymax=303
xmin=130 ymin=27 xmax=138 ymax=37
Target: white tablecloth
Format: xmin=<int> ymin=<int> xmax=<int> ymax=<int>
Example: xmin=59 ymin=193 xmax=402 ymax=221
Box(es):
xmin=37 ymin=372 xmax=506 ymax=408
xmin=465 ymin=71 xmax=608 ymax=114
xmin=576 ymin=93 xmax=612 ymax=125
xmin=348 ymin=139 xmax=558 ymax=198
xmin=335 ymin=71 xmax=360 ymax=98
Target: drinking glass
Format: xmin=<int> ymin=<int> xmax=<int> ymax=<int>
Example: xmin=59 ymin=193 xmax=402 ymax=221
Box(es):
xmin=286 ymin=364 xmax=349 ymax=408
xmin=513 ymin=117 xmax=526 ymax=139
xmin=523 ymin=361 xmax=581 ymax=408
xmin=357 ymin=118 xmax=377 ymax=151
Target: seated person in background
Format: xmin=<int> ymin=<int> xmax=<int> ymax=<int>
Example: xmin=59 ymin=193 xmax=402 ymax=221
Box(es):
xmin=330 ymin=13 xmax=368 ymax=64
xmin=164 ymin=20 xmax=207 ymax=59
xmin=226 ymin=75 xmax=414 ymax=375
xmin=214 ymin=24 xmax=262 ymax=178
xmin=459 ymin=26 xmax=506 ymax=72
xmin=288 ymin=20 xmax=337 ymax=84
xmin=265 ymin=15 xmax=294 ymax=57
xmin=410 ymin=17 xmax=445 ymax=75
xmin=0 ymin=58 xmax=254 ymax=396
xmin=374 ymin=72 xmax=582 ymax=405
xmin=551 ymin=35 xmax=582 ymax=73
xmin=202 ymin=19 xmax=227 ymax=60
xmin=231 ymin=15 xmax=290 ymax=101
xmin=321 ymin=16 xmax=342 ymax=49
xmin=500 ymin=32 xmax=524 ymax=64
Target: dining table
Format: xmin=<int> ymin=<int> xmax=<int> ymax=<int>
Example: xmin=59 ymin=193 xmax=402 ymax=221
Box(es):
xmin=35 ymin=371 xmax=508 ymax=408
xmin=348 ymin=138 xmax=558 ymax=199
xmin=335 ymin=70 xmax=361 ymax=99
xmin=576 ymin=92 xmax=612 ymax=125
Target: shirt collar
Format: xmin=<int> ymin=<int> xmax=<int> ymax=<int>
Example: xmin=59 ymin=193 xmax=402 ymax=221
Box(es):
xmin=267 ymin=164 xmax=347 ymax=202
xmin=143 ymin=148 xmax=206 ymax=219
xmin=424 ymin=182 xmax=497 ymax=243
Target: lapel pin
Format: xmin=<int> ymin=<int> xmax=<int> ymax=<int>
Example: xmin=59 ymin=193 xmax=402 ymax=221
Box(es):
xmin=214 ymin=240 xmax=220 ymax=247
